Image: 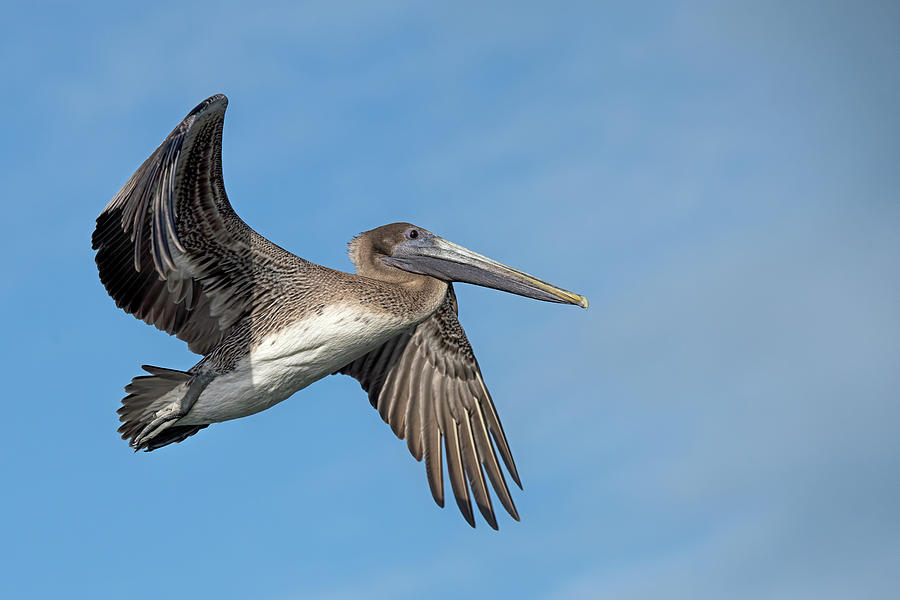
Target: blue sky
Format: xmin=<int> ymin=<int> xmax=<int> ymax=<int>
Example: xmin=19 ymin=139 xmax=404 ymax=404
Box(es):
xmin=1 ymin=1 xmax=898 ymax=598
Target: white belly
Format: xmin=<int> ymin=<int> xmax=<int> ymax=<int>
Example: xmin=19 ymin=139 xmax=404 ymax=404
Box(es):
xmin=179 ymin=304 xmax=407 ymax=424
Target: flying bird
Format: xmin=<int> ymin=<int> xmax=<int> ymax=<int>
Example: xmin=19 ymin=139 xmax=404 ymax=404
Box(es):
xmin=92 ymin=94 xmax=588 ymax=529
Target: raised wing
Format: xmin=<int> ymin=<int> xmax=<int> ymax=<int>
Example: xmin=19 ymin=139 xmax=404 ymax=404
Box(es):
xmin=92 ymin=94 xmax=307 ymax=354
xmin=339 ymin=286 xmax=522 ymax=529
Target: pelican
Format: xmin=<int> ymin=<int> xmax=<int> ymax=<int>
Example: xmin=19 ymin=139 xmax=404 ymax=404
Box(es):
xmin=92 ymin=94 xmax=588 ymax=529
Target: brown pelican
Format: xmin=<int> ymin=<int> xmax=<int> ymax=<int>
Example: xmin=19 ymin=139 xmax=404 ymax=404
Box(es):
xmin=92 ymin=94 xmax=588 ymax=529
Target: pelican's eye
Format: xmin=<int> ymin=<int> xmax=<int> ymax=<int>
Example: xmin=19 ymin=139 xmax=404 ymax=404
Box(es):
xmin=407 ymin=229 xmax=419 ymax=240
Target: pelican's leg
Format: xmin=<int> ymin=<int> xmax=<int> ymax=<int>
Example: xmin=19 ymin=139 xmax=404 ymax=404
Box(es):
xmin=131 ymin=372 xmax=215 ymax=450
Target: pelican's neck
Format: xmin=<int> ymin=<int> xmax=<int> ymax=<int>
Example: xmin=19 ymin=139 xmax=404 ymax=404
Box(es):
xmin=403 ymin=275 xmax=448 ymax=322
xmin=346 ymin=256 xmax=448 ymax=326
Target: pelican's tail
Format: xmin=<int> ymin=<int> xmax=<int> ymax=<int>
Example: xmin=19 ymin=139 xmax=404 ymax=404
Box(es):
xmin=117 ymin=365 xmax=208 ymax=451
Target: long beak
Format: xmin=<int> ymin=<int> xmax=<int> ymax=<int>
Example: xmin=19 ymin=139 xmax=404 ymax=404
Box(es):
xmin=383 ymin=236 xmax=589 ymax=308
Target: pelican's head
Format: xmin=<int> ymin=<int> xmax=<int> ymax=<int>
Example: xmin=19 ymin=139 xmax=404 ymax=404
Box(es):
xmin=350 ymin=222 xmax=588 ymax=308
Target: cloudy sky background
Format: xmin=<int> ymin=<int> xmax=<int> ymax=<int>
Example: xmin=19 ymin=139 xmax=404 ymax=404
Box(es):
xmin=1 ymin=1 xmax=897 ymax=598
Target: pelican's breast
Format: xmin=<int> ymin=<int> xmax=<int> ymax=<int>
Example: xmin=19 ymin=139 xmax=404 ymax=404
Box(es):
xmin=181 ymin=303 xmax=408 ymax=424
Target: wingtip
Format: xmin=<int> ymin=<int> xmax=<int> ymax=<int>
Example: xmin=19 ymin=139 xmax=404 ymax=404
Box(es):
xmin=182 ymin=94 xmax=229 ymax=124
xmin=458 ymin=501 xmax=476 ymax=528
xmin=506 ymin=500 xmax=521 ymax=522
